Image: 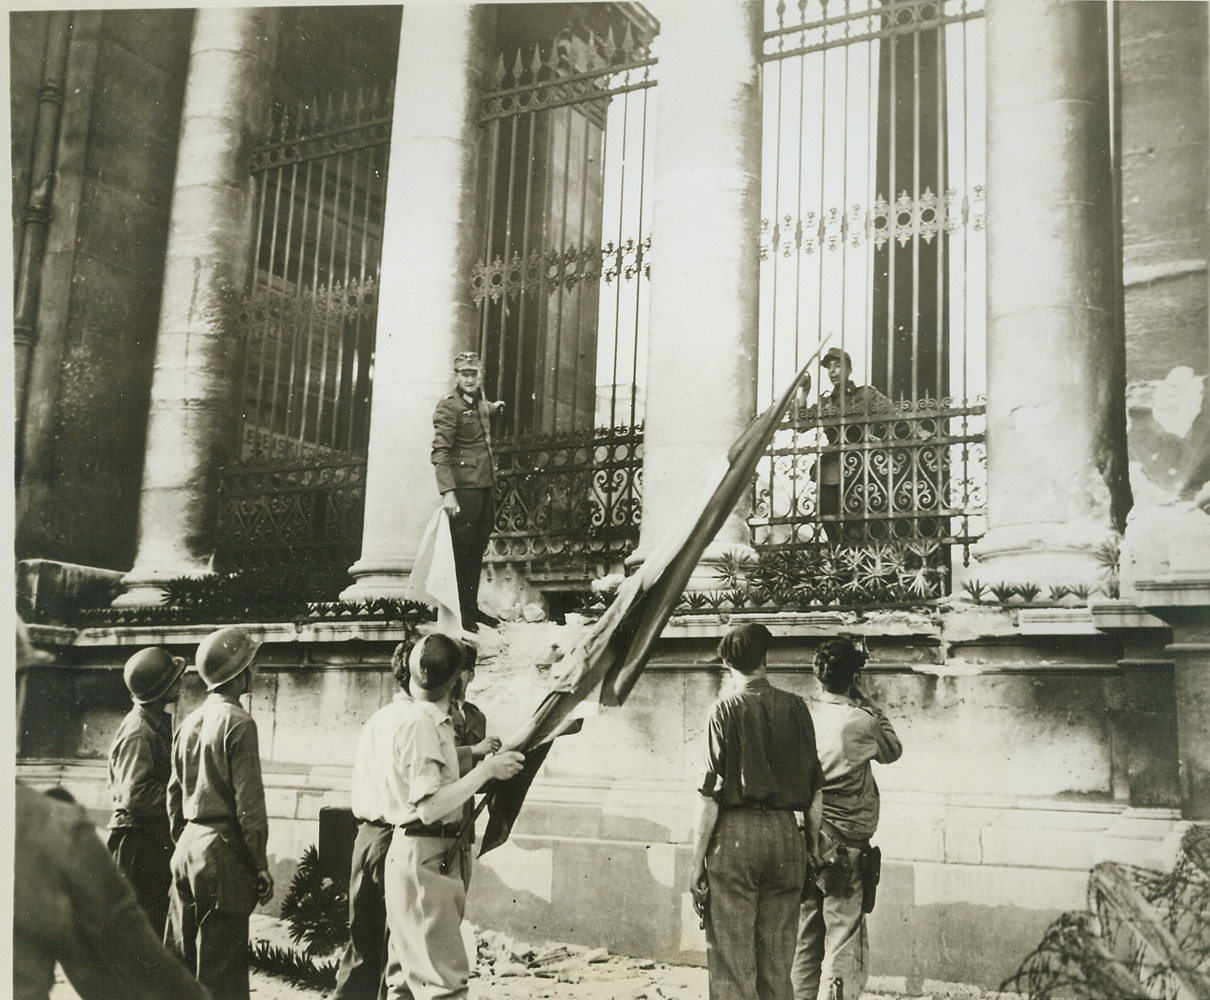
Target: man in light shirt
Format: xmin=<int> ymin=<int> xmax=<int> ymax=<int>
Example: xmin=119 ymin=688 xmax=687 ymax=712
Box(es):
xmin=382 ymin=633 xmax=523 ymax=999
xmin=332 ymin=639 xmax=415 ymax=1000
xmin=792 ymin=639 xmax=902 ymax=1000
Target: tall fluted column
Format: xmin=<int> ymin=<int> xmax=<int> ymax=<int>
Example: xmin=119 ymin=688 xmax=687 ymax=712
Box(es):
xmin=973 ymin=0 xmax=1131 ymax=585
xmin=115 ymin=9 xmax=278 ymax=606
xmin=341 ymin=6 xmax=493 ymax=600
xmin=632 ymin=0 xmax=764 ymax=581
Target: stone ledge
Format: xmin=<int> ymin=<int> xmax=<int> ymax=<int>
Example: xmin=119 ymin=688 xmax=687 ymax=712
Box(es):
xmin=1016 ymin=607 xmax=1100 ymax=635
xmin=1089 ymin=598 xmax=1171 ymax=631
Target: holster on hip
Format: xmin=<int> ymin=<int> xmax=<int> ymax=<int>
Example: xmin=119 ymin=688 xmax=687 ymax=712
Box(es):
xmin=859 ymin=844 xmax=882 ymax=914
xmin=814 ymin=843 xmax=857 ymax=898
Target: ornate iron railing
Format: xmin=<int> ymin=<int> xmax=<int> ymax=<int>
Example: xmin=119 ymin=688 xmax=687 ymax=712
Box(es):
xmin=215 ymin=457 xmax=365 ymax=574
xmin=488 ymin=425 xmax=643 ymax=566
xmin=754 ymin=396 xmax=986 ymax=550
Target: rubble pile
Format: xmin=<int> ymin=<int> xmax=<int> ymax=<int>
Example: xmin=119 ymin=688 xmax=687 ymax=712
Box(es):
xmin=469 ymin=928 xmax=706 ymax=1000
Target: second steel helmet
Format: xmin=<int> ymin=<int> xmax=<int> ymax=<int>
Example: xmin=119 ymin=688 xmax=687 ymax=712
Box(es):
xmin=196 ymin=628 xmax=260 ymax=691
xmin=123 ymin=647 xmax=187 ymax=704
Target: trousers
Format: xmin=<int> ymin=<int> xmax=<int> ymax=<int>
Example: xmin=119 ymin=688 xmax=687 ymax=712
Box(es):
xmin=333 ymin=822 xmax=394 ymax=1000
xmin=108 ymin=823 xmax=174 ymax=939
xmin=706 ymin=809 xmax=806 ymax=1000
xmin=165 ymin=824 xmax=258 ymax=1000
xmin=383 ymin=834 xmax=467 ymax=1000
xmin=448 ymin=487 xmax=493 ymax=617
xmin=791 ymin=838 xmax=869 ymax=1000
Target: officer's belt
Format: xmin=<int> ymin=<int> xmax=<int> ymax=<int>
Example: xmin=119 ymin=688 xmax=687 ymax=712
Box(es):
xmin=398 ymin=820 xmax=461 ymax=839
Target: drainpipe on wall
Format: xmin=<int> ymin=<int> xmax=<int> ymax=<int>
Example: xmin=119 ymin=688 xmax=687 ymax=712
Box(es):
xmin=14 ymin=11 xmax=72 ymax=475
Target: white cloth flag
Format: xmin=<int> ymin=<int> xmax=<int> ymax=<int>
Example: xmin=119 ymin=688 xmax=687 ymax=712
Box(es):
xmin=405 ymin=509 xmax=463 ymax=635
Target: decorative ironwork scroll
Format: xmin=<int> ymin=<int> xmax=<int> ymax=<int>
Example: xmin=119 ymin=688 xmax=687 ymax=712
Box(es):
xmin=215 ymin=457 xmax=366 ymax=573
xmin=488 ymin=425 xmax=643 ymax=565
xmin=751 ymin=397 xmax=986 ymax=562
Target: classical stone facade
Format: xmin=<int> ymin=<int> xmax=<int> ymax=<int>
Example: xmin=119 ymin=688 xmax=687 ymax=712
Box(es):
xmin=12 ymin=2 xmax=1210 ymax=990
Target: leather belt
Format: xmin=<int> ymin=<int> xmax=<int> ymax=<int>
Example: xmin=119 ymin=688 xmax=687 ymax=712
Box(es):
xmin=398 ymin=821 xmax=461 ymax=839
xmin=726 ymin=802 xmax=798 ymax=813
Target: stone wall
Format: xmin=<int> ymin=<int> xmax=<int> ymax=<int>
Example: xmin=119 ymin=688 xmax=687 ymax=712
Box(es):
xmin=15 ymin=9 xmax=193 ymax=570
xmin=18 ymin=614 xmax=1186 ymax=990
xmin=1120 ymin=2 xmax=1210 ymax=505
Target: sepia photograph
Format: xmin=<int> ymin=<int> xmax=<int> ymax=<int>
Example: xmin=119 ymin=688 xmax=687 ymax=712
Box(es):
xmin=9 ymin=1 xmax=1210 ymax=998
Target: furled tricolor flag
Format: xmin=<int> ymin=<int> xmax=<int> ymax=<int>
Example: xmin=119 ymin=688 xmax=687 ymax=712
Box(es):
xmin=470 ymin=350 xmax=826 ymax=859
xmin=405 ymin=509 xmax=464 ymax=636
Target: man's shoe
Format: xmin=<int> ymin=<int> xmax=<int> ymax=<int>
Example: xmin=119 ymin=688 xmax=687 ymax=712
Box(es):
xmin=473 ymin=609 xmax=500 ymax=628
xmin=461 ymin=615 xmax=479 ymax=633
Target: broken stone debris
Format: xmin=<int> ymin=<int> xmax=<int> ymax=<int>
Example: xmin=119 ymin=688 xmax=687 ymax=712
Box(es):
xmin=473 ymin=927 xmax=690 ymax=987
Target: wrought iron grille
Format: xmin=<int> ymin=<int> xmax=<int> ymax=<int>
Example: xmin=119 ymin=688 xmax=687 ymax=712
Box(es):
xmin=218 ymin=88 xmax=390 ymax=572
xmin=214 ymin=457 xmax=365 ymax=573
xmin=489 ymin=425 xmax=642 ymax=565
xmin=237 ymin=89 xmax=391 ymax=461
xmin=754 ymin=0 xmax=987 ymax=585
xmin=474 ymin=12 xmax=658 ymax=568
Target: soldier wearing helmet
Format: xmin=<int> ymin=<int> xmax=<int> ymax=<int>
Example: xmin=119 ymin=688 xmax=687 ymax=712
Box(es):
xmin=431 ymin=350 xmax=506 ymax=633
xmin=106 ymin=646 xmax=187 ymax=937
xmin=166 ymin=627 xmax=272 ymax=1000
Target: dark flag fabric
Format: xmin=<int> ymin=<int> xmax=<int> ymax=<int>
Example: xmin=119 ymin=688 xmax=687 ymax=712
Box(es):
xmin=476 ymin=353 xmax=824 ymax=859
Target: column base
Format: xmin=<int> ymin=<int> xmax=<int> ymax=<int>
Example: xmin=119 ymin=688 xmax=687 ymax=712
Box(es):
xmin=970 ymin=522 xmax=1117 ymax=587
xmin=113 ymin=562 xmax=213 ymax=608
xmin=339 ymin=557 xmax=417 ymax=603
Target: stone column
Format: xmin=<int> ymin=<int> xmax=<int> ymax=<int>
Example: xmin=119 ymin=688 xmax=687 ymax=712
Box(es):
xmin=973 ymin=0 xmax=1130 ymax=586
xmin=341 ymin=6 xmax=493 ymax=600
xmin=115 ymin=9 xmax=278 ymax=606
xmin=632 ymin=0 xmax=763 ymax=583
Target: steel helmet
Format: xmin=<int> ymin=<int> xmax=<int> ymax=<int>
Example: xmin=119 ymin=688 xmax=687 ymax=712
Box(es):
xmin=123 ymin=647 xmax=187 ymax=704
xmin=196 ymin=628 xmax=260 ymax=691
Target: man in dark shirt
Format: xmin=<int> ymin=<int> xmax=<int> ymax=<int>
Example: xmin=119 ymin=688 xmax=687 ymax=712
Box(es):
xmin=430 ymin=350 xmax=505 ymax=634
xmin=794 ymin=348 xmax=892 ymax=543
xmin=107 ymin=646 xmax=186 ymax=937
xmin=691 ymin=623 xmax=824 ymax=1000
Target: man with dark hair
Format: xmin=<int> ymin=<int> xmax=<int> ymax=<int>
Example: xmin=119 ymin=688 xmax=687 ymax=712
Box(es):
xmin=332 ymin=636 xmax=416 ymax=1000
xmin=691 ymin=623 xmax=825 ymax=1000
xmin=431 ymin=350 xmax=506 ymax=633
xmin=167 ymin=627 xmax=273 ymax=1000
xmin=382 ymin=633 xmax=524 ymax=999
xmin=107 ymin=647 xmax=187 ymax=937
xmin=792 ymin=639 xmax=902 ymax=1000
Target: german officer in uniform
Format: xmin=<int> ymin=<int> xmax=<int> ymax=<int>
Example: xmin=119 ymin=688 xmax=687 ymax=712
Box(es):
xmin=166 ymin=627 xmax=273 ymax=1000
xmin=430 ymin=351 xmax=505 ymax=633
xmin=106 ymin=647 xmax=187 ymax=937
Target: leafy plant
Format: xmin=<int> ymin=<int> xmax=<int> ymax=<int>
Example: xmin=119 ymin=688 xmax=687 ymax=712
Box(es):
xmin=1095 ymin=536 xmax=1122 ymax=599
xmin=1048 ymin=584 xmax=1071 ymax=603
xmin=278 ymin=845 xmax=350 ymax=956
xmin=1068 ymin=581 xmax=1093 ymax=601
xmin=1015 ymin=583 xmax=1041 ymax=604
xmin=988 ymin=582 xmax=1017 ymax=604
xmin=962 ymin=579 xmax=987 ymax=603
xmin=248 ymin=942 xmax=338 ymax=991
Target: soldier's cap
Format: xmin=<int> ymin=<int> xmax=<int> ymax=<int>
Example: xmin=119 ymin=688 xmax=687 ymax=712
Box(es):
xmin=453 ymin=351 xmax=483 ymax=372
xmin=822 ymin=347 xmax=852 ymax=368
